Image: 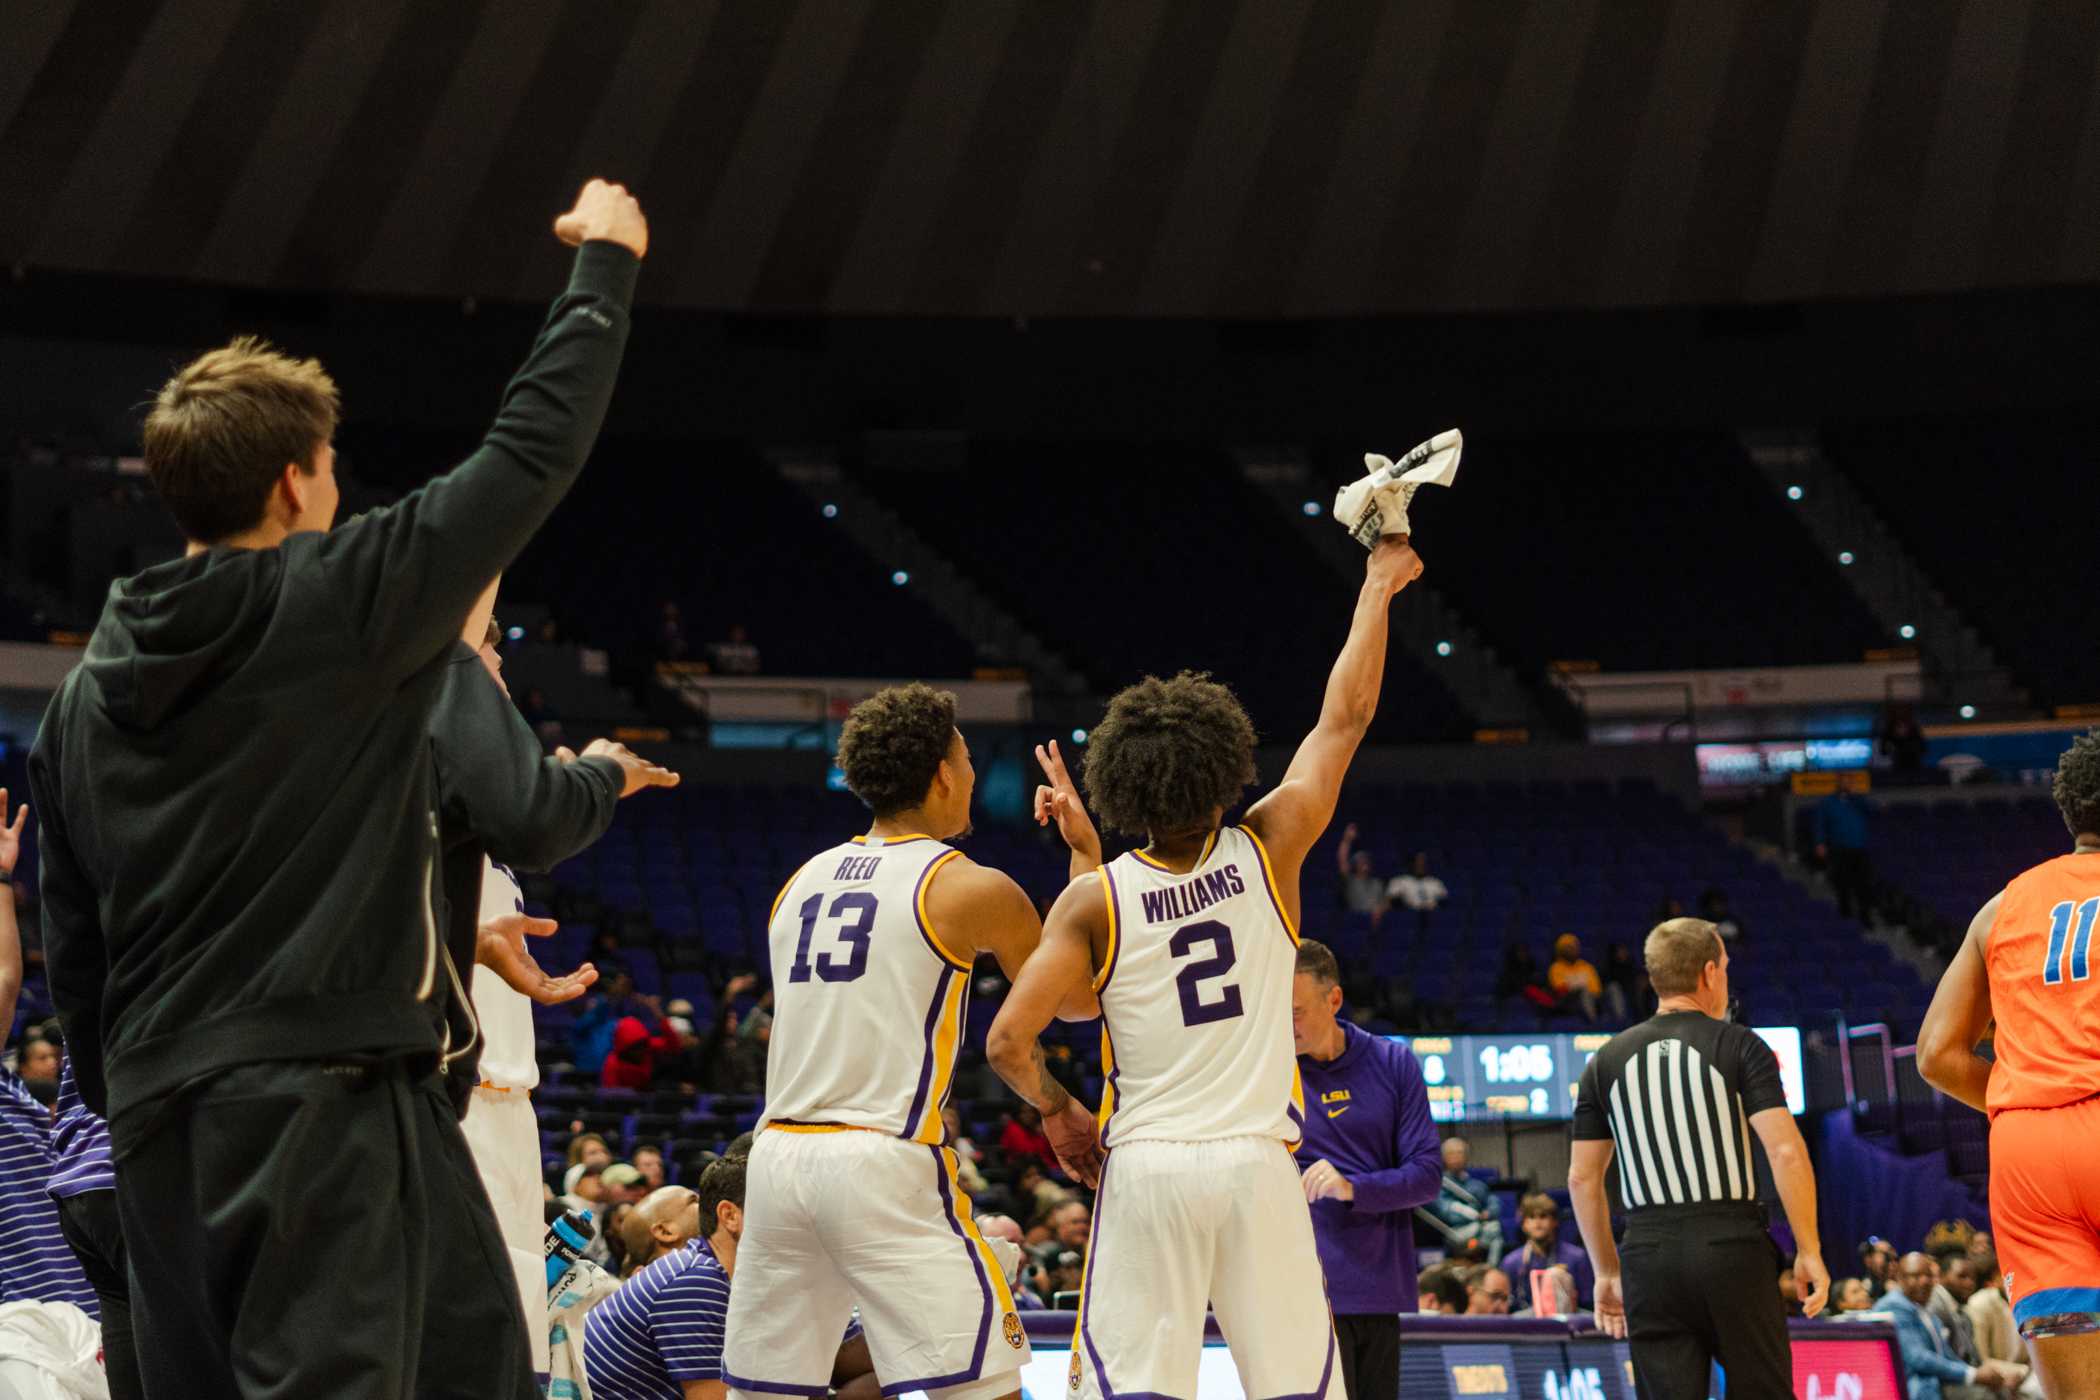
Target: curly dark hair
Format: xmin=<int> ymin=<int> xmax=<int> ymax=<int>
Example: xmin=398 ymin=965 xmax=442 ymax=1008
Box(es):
xmin=1081 ymin=672 xmax=1256 ymax=838
xmin=836 ymin=683 xmax=959 ymax=818
xmin=2053 ymin=728 xmax=2100 ymax=838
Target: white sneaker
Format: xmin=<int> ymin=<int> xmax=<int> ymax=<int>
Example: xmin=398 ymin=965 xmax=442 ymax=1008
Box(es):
xmin=1332 ymin=429 xmax=1463 ymax=547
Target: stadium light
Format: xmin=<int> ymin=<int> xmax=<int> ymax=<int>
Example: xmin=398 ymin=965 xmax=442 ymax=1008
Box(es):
xmin=1071 ymin=728 xmax=1088 ymax=744
xmin=505 ymin=626 xmax=525 ymax=642
xmin=891 ymin=570 xmax=909 ymax=586
xmin=1786 ymin=484 xmax=1804 ymax=501
xmin=1837 ymin=550 xmax=1854 ymax=566
xmin=1899 ymin=624 xmax=1916 ymax=639
xmin=821 ymin=502 xmax=839 ymax=518
xmin=1435 ymin=640 xmax=1453 ymax=657
xmin=1959 ymin=704 xmax=1977 ymax=720
xmin=1301 ymin=500 xmax=1321 ymax=517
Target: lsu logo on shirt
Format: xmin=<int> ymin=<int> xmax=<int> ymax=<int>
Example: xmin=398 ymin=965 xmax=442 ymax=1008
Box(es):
xmin=1322 ymin=1088 xmax=1352 ymax=1120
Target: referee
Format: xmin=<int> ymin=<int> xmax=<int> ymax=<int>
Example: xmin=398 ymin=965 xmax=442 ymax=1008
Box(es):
xmin=1566 ymin=918 xmax=1829 ymax=1399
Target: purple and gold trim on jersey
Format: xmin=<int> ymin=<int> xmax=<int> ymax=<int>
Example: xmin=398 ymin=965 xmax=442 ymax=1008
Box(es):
xmin=913 ymin=848 xmax=973 ymax=972
xmin=1286 ymin=1066 xmax=1307 ymax=1153
xmin=1128 ymin=829 xmax=1219 ymax=874
xmin=904 ymin=966 xmax=969 ymax=1145
xmin=1097 ymin=1021 xmax=1123 ymax=1147
xmin=1092 ymin=867 xmax=1122 ymax=994
xmin=850 ymin=832 xmax=935 ymax=846
xmin=768 ymin=858 xmax=815 ymax=925
xmin=1239 ymin=825 xmax=1300 ymax=945
xmin=1073 ymin=1151 xmax=1115 ymax=1395
xmin=893 ymin=1145 xmax=1016 ymax=1396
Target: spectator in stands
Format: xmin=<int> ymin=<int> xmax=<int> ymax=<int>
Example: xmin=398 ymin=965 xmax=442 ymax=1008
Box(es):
xmin=564 ymin=1163 xmax=607 ymax=1216
xmin=1882 ymin=704 xmax=1928 ymax=780
xmin=1497 ymin=944 xmax=1547 ymax=1011
xmin=1518 ymin=1265 xmax=1581 ymax=1319
xmin=1601 ymin=942 xmax=1642 ymax=1023
xmin=601 ymin=1163 xmax=652 ymax=1207
xmin=1547 ymin=935 xmax=1603 ymax=1021
xmin=1836 ymin=1278 xmax=1875 ymax=1313
xmin=1011 ymin=1159 xmax=1070 ymax=1230
xmin=1000 ymin=1103 xmax=1062 ymax=1178
xmin=1029 ymin=1200 xmax=1091 ymax=1254
xmin=942 ymin=1106 xmax=989 ymax=1193
xmin=1813 ymin=790 xmax=1876 ymax=922
xmin=1698 ymin=888 xmax=1746 ymax=943
xmin=1387 ymin=852 xmax=1448 ymax=934
xmin=1427 ymin=1136 xmax=1503 ymax=1262
xmin=616 ymin=1185 xmax=701 ymax=1276
xmin=1418 ymin=1266 xmax=1468 ymax=1316
xmin=16 ymin=1034 xmax=58 ymax=1087
xmin=569 ymin=1132 xmax=615 ymax=1171
xmin=1463 ymin=1266 xmax=1513 ymax=1317
xmin=1965 ymin=1252 xmax=2041 ymax=1395
xmin=1335 ymin=825 xmax=1389 ymax=925
xmin=1860 ymin=1238 xmax=1898 ymax=1300
xmin=584 ymin=1156 xmax=876 ymax=1400
xmin=707 ymin=623 xmax=761 ymax=676
xmin=1884 ymin=1252 xmax=2027 ymax=1397
xmin=603 ymin=996 xmax=681 ymax=1090
xmin=656 ymin=600 xmax=689 ymax=663
xmin=574 ymin=969 xmax=639 ymax=1076
xmin=1501 ymin=1194 xmax=1594 ymax=1311
xmin=633 ymin=1145 xmax=666 ymax=1191
xmin=1934 ymin=1253 xmax=1983 ymax=1366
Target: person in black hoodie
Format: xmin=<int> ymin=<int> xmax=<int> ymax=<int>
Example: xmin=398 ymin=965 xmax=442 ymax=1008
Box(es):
xmin=28 ymin=179 xmax=647 ymax=1399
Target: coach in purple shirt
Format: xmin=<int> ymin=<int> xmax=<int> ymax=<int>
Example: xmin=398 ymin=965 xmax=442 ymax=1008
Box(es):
xmin=1291 ymin=939 xmax=1442 ymax=1400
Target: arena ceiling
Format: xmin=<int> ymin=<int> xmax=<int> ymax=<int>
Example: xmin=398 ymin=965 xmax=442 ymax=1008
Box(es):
xmin=4 ymin=0 xmax=2099 ymax=317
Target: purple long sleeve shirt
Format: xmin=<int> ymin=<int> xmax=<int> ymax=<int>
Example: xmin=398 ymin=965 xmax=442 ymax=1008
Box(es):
xmin=1293 ymin=1020 xmax=1443 ymax=1315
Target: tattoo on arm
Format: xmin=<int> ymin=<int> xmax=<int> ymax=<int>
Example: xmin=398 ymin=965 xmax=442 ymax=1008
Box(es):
xmin=1028 ymin=1042 xmax=1071 ymax=1117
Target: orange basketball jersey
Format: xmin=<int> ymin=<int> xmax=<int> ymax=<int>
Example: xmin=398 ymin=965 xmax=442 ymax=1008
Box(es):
xmin=1986 ymin=852 xmax=2100 ymax=1115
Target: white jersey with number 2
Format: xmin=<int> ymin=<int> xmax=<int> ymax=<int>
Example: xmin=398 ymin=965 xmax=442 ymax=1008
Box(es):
xmin=1094 ymin=825 xmax=1304 ymax=1149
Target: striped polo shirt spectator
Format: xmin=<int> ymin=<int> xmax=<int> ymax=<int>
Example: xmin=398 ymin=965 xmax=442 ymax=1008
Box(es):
xmin=583 ymin=1236 xmax=735 ymax=1400
xmin=0 ymin=1066 xmax=98 ymax=1315
xmin=48 ymin=1057 xmax=114 ymax=1199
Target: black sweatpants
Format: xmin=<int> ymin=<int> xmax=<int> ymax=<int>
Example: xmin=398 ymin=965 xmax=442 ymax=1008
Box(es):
xmin=55 ymin=1189 xmax=141 ymax=1400
xmin=114 ymin=1055 xmax=536 ymax=1400
xmin=1620 ymin=1204 xmax=1791 ymax=1400
xmin=1334 ymin=1314 xmax=1400 ymax=1400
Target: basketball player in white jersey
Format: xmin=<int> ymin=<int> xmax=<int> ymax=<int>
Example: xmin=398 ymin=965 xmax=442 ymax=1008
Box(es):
xmin=987 ymin=535 xmax=1425 ymax=1400
xmin=723 ymin=684 xmax=1105 ymax=1400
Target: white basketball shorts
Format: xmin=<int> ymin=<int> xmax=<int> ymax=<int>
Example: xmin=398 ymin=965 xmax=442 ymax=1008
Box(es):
xmin=1072 ymin=1135 xmax=1342 ymax=1400
xmin=724 ymin=1127 xmax=1029 ymax=1400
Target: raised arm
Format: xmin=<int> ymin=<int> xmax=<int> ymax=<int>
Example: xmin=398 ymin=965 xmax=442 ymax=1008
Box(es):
xmin=1918 ymin=893 xmax=2000 ymax=1113
xmin=1244 ymin=537 xmax=1423 ymax=898
xmin=1033 ymin=740 xmax=1103 ymax=883
xmin=316 ymin=181 xmax=646 ymax=680
xmin=28 ymin=732 xmax=111 ymax=1113
xmin=983 ymin=873 xmax=1108 ymax=1186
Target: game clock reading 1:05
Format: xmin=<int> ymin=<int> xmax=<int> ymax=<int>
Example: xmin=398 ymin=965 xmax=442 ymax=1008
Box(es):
xmin=1407 ymin=1035 xmax=1565 ymax=1121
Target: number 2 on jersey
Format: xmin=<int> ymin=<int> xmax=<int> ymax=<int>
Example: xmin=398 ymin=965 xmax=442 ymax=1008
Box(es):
xmin=2043 ymin=896 xmax=2099 ymax=985
xmin=1171 ymin=919 xmax=1245 ymax=1026
xmin=791 ymin=891 xmax=877 ymax=983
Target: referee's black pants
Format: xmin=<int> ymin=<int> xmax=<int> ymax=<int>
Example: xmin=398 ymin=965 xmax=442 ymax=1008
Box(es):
xmin=1334 ymin=1314 xmax=1400 ymax=1400
xmin=113 ymin=1055 xmax=537 ymax=1400
xmin=55 ymin=1188 xmax=141 ymax=1400
xmin=1620 ymin=1203 xmax=1791 ymax=1400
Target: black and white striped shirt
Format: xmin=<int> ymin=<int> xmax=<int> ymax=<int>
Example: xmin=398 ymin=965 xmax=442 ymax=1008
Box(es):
xmin=1571 ymin=1011 xmax=1787 ymax=1212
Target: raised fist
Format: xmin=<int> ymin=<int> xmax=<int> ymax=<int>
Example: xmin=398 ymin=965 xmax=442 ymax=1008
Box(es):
xmin=554 ymin=179 xmax=648 ymax=259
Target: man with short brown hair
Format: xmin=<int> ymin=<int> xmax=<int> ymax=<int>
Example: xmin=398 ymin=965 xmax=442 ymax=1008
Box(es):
xmin=31 ymin=179 xmax=647 ymax=1398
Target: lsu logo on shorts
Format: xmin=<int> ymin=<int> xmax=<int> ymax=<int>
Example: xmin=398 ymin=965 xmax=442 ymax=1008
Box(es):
xmin=1068 ymin=1351 xmax=1083 ymax=1392
xmin=1003 ymin=1313 xmax=1025 ymax=1351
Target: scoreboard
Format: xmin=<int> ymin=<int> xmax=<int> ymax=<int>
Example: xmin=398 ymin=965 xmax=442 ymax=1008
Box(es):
xmin=1399 ymin=1027 xmax=1805 ymax=1124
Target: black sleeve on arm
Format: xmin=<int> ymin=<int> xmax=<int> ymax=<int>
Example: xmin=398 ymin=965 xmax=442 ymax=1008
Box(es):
xmin=1734 ymin=1028 xmax=1789 ymax=1117
xmin=431 ymin=656 xmax=620 ymax=873
xmin=1570 ymin=1056 xmax=1612 ymax=1141
xmin=317 ymin=241 xmax=640 ymax=681
xmin=28 ymin=716 xmax=110 ymax=1115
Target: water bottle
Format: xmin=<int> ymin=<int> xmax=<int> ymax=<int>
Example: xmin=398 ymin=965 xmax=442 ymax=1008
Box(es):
xmin=545 ymin=1207 xmax=594 ymax=1295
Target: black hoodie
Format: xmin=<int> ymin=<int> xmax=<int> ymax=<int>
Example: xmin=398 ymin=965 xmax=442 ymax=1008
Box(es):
xmin=28 ymin=242 xmax=638 ymax=1139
